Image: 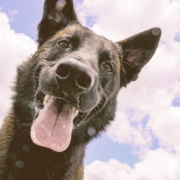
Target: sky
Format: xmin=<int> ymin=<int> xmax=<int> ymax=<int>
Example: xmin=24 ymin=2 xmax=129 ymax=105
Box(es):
xmin=0 ymin=0 xmax=180 ymax=179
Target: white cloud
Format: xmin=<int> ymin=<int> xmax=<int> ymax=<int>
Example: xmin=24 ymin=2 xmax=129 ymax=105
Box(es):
xmin=107 ymin=42 xmax=180 ymax=152
xmin=85 ymin=159 xmax=132 ymax=180
xmin=85 ymin=149 xmax=180 ymax=180
xmin=77 ymin=0 xmax=180 ymax=152
xmin=76 ymin=0 xmax=180 ymax=179
xmin=0 ymin=11 xmax=37 ymax=126
xmin=77 ymin=0 xmax=180 ymax=45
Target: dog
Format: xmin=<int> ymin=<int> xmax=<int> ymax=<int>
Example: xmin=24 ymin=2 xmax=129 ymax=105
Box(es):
xmin=0 ymin=0 xmax=161 ymax=179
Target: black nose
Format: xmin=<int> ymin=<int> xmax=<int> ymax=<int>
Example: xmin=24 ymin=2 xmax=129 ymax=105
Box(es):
xmin=56 ymin=64 xmax=70 ymax=79
xmin=55 ymin=59 xmax=93 ymax=92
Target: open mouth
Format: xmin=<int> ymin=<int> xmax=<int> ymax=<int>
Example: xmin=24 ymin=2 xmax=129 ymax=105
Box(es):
xmin=30 ymin=89 xmax=106 ymax=152
xmin=34 ymin=91 xmax=89 ymax=128
xmin=35 ymin=94 xmax=80 ymax=124
xmin=31 ymin=90 xmax=89 ymax=152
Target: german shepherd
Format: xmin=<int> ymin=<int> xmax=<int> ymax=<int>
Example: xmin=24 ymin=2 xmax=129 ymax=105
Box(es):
xmin=0 ymin=0 xmax=161 ymax=179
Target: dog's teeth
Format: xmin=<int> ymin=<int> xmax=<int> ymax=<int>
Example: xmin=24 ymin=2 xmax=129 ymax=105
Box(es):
xmin=74 ymin=109 xmax=79 ymax=118
xmin=43 ymin=95 xmax=51 ymax=105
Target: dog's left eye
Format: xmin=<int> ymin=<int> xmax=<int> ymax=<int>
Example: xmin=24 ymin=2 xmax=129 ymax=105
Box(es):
xmin=58 ymin=41 xmax=69 ymax=48
xmin=103 ymin=63 xmax=113 ymax=72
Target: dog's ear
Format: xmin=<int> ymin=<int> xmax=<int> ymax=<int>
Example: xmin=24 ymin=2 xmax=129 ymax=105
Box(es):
xmin=38 ymin=0 xmax=78 ymax=46
xmin=117 ymin=28 xmax=161 ymax=87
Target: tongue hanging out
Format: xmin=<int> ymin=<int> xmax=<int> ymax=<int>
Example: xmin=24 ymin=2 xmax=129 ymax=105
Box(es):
xmin=30 ymin=97 xmax=75 ymax=152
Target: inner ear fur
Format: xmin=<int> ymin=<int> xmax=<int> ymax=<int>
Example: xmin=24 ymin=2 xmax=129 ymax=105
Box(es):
xmin=38 ymin=0 xmax=78 ymax=46
xmin=117 ymin=27 xmax=161 ymax=87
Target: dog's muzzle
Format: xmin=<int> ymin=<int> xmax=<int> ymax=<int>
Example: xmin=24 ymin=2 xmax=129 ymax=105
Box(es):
xmin=31 ymin=58 xmax=99 ymax=152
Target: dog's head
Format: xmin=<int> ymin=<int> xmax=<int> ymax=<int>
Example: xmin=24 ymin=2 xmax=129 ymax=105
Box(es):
xmin=17 ymin=0 xmax=161 ymax=152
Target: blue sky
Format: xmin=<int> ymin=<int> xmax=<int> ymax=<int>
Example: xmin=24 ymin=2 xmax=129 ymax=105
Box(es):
xmin=0 ymin=0 xmax=43 ymax=39
xmin=1 ymin=0 xmax=180 ymax=179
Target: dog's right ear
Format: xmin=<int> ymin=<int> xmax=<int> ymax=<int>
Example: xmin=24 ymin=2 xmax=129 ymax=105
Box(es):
xmin=117 ymin=28 xmax=161 ymax=87
xmin=37 ymin=0 xmax=78 ymax=46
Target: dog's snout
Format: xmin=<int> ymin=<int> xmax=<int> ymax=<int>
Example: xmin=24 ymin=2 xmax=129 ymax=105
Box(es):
xmin=55 ymin=59 xmax=94 ymax=92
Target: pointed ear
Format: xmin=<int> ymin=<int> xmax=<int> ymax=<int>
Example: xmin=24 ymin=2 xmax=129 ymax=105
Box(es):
xmin=37 ymin=0 xmax=78 ymax=46
xmin=117 ymin=28 xmax=161 ymax=87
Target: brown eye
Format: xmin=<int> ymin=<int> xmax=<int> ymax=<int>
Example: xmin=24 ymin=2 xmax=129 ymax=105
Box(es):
xmin=103 ymin=63 xmax=113 ymax=72
xmin=58 ymin=41 xmax=69 ymax=48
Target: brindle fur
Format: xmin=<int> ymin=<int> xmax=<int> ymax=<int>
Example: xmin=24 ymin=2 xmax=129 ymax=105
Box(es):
xmin=0 ymin=0 xmax=161 ymax=179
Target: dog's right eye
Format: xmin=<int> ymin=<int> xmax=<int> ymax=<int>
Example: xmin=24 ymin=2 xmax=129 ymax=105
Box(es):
xmin=103 ymin=62 xmax=113 ymax=72
xmin=58 ymin=41 xmax=69 ymax=48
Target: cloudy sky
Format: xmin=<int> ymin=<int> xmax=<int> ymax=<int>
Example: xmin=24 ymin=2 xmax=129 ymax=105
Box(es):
xmin=0 ymin=0 xmax=180 ymax=179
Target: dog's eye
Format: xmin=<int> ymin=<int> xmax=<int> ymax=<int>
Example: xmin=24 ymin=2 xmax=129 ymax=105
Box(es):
xmin=58 ymin=41 xmax=69 ymax=48
xmin=103 ymin=63 xmax=113 ymax=72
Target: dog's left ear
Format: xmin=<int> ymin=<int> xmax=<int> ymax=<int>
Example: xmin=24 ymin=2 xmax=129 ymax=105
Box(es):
xmin=38 ymin=0 xmax=78 ymax=46
xmin=117 ymin=28 xmax=161 ymax=87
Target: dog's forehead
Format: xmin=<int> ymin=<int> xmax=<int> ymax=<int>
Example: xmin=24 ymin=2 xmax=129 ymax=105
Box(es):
xmin=52 ymin=24 xmax=117 ymax=51
xmin=47 ymin=24 xmax=121 ymax=72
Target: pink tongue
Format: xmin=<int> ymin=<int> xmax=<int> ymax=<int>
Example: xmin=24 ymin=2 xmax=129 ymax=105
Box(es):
xmin=30 ymin=97 xmax=74 ymax=152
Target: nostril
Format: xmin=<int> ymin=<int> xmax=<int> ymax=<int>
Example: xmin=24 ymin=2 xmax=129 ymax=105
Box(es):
xmin=76 ymin=74 xmax=91 ymax=89
xmin=56 ymin=64 xmax=70 ymax=79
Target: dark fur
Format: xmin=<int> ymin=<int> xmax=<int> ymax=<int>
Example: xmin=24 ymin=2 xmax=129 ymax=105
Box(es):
xmin=0 ymin=0 xmax=161 ymax=179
